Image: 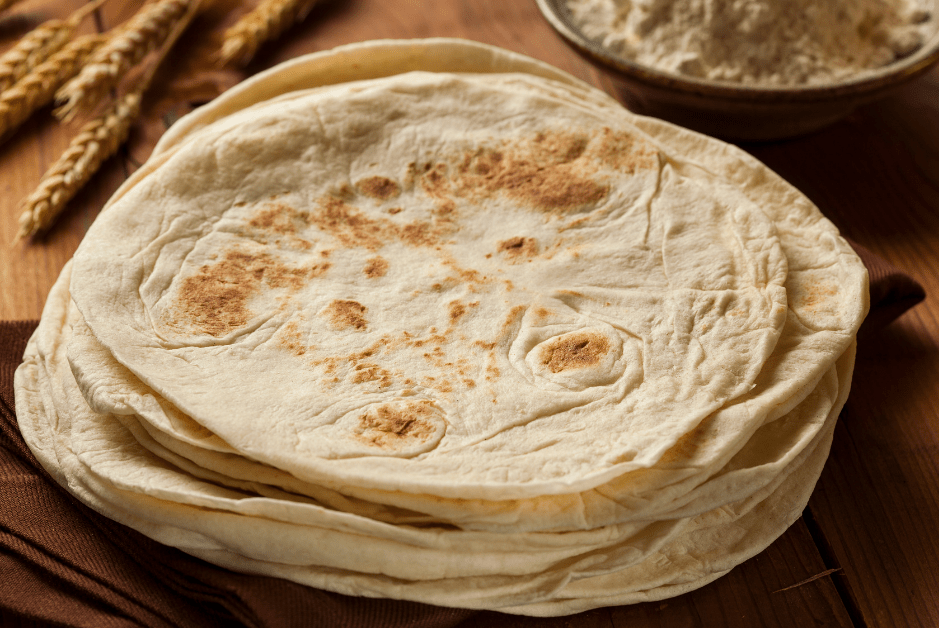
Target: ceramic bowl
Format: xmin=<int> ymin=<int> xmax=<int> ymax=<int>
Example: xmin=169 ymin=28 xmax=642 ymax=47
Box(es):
xmin=537 ymin=0 xmax=939 ymax=141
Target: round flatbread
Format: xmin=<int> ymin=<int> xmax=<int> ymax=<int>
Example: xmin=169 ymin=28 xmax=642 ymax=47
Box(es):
xmin=15 ymin=39 xmax=868 ymax=615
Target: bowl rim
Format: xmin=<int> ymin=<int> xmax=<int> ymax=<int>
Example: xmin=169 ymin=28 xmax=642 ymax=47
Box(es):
xmin=537 ymin=0 xmax=939 ymax=102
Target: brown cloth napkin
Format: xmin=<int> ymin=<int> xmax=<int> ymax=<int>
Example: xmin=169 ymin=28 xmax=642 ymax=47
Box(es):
xmin=0 ymin=244 xmax=923 ymax=628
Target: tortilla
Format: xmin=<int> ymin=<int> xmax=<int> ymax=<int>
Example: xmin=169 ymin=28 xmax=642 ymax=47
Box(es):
xmin=14 ymin=262 xmax=846 ymax=609
xmin=69 ymin=69 xmax=794 ymax=498
xmin=14 ymin=39 xmax=868 ymax=614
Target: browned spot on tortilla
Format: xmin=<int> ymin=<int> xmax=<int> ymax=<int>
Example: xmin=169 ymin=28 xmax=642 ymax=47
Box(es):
xmin=399 ymin=220 xmax=436 ymax=246
xmin=334 ymin=183 xmax=356 ymax=200
xmin=268 ymin=262 xmax=329 ymax=290
xmin=324 ymin=299 xmax=368 ymax=331
xmin=448 ymin=301 xmax=466 ymax=323
xmin=502 ymin=305 xmax=526 ymax=333
xmin=363 ymin=256 xmax=389 ymax=278
xmin=421 ymin=163 xmax=449 ymax=198
xmin=248 ymin=202 xmax=304 ymax=235
xmin=535 ymin=307 xmax=551 ymax=320
xmin=593 ymin=127 xmax=660 ymax=173
xmin=351 ymin=363 xmax=393 ymax=388
xmin=795 ymin=282 xmax=838 ymax=313
xmin=357 ymin=176 xmax=401 ymax=200
xmin=466 ymin=146 xmax=606 ymax=210
xmin=357 ymin=401 xmax=438 ymax=449
xmin=277 ymin=320 xmax=306 ymax=356
xmin=540 ymin=331 xmax=611 ymax=373
xmin=485 ymin=362 xmax=500 ymax=381
xmin=435 ymin=199 xmax=456 ymax=217
xmin=169 ymin=250 xmax=326 ymax=337
xmin=310 ymin=195 xmax=450 ymax=251
xmin=415 ymin=132 xmax=610 ymax=212
xmin=415 ymin=130 xmax=661 ymax=215
xmin=498 ymin=236 xmax=538 ymax=261
xmin=309 ymin=196 xmax=386 ymax=250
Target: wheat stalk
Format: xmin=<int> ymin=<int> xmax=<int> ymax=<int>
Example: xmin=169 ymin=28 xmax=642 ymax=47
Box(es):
xmin=0 ymin=0 xmax=105 ymax=93
xmin=56 ymin=0 xmax=192 ymax=119
xmin=14 ymin=91 xmax=140 ymax=240
xmin=0 ymin=0 xmax=26 ymax=13
xmin=16 ymin=0 xmax=202 ymax=242
xmin=0 ymin=34 xmax=106 ymax=142
xmin=219 ymin=0 xmax=318 ymax=66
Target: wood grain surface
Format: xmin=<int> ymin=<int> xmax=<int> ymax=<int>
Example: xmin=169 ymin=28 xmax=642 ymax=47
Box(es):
xmin=2 ymin=1 xmax=938 ymax=626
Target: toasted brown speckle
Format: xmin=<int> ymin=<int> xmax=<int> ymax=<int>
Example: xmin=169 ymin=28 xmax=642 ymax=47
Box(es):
xmin=324 ymin=299 xmax=368 ymax=331
xmin=248 ymin=202 xmax=305 ymax=236
xmin=168 ymin=249 xmax=321 ymax=337
xmin=358 ymin=401 xmax=434 ymax=449
xmin=357 ymin=176 xmax=401 ymax=200
xmin=794 ymin=282 xmax=838 ymax=313
xmin=594 ymin=127 xmax=660 ymax=173
xmin=363 ymin=256 xmax=389 ymax=278
xmin=448 ymin=301 xmax=467 ymax=323
xmin=498 ymin=236 xmax=538 ymax=261
xmin=540 ymin=331 xmax=611 ymax=373
xmin=277 ymin=320 xmax=307 ymax=356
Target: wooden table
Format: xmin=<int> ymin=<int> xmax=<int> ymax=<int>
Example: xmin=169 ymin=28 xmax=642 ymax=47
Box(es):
xmin=2 ymin=1 xmax=938 ymax=626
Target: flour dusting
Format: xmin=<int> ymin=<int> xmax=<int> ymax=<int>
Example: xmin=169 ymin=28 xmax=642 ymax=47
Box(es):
xmin=566 ymin=0 xmax=934 ymax=85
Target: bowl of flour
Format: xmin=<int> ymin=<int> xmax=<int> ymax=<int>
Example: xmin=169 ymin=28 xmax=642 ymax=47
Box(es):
xmin=537 ymin=0 xmax=939 ymax=140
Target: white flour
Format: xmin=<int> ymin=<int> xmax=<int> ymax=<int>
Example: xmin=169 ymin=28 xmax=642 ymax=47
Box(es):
xmin=566 ymin=0 xmax=933 ymax=85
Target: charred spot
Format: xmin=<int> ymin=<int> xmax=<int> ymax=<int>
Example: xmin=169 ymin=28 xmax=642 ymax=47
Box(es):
xmin=276 ymin=320 xmax=307 ymax=356
xmin=363 ymin=256 xmax=389 ymax=278
xmin=324 ymin=299 xmax=368 ymax=331
xmin=247 ymin=202 xmax=307 ymax=235
xmin=593 ymin=127 xmax=660 ymax=172
xmin=449 ymin=132 xmax=610 ymax=211
xmin=497 ymin=236 xmax=538 ymax=261
xmin=356 ymin=401 xmax=438 ymax=448
xmin=168 ymin=249 xmax=319 ymax=337
xmin=540 ymin=331 xmax=611 ymax=373
xmin=356 ymin=176 xmax=401 ymax=200
xmin=449 ymin=300 xmax=467 ymax=323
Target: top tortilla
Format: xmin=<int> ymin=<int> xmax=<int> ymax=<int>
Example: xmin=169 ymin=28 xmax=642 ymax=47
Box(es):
xmin=67 ymin=41 xmax=862 ymax=499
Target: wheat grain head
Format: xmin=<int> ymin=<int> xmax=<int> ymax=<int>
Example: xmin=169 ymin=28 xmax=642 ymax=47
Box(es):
xmin=0 ymin=0 xmax=105 ymax=92
xmin=219 ymin=0 xmax=318 ymax=66
xmin=15 ymin=90 xmax=141 ymax=241
xmin=0 ymin=34 xmax=106 ymax=142
xmin=0 ymin=0 xmax=26 ymax=13
xmin=56 ymin=0 xmax=191 ymax=119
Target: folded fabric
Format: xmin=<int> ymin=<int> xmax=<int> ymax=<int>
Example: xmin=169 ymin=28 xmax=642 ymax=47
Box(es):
xmin=0 ymin=243 xmax=923 ymax=627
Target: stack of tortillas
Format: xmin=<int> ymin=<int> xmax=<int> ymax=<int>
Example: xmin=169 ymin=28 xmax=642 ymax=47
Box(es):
xmin=14 ymin=40 xmax=868 ymax=615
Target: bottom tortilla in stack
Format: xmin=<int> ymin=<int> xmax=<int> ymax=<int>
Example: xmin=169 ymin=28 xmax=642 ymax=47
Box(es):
xmin=14 ymin=39 xmax=867 ymax=615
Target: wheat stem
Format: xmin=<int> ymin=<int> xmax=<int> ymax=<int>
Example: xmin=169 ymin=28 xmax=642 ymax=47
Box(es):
xmin=56 ymin=0 xmax=192 ymax=119
xmin=0 ymin=0 xmax=107 ymax=92
xmin=15 ymin=0 xmax=202 ymax=242
xmin=219 ymin=0 xmax=318 ymax=66
xmin=0 ymin=34 xmax=106 ymax=142
xmin=0 ymin=0 xmax=26 ymax=13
